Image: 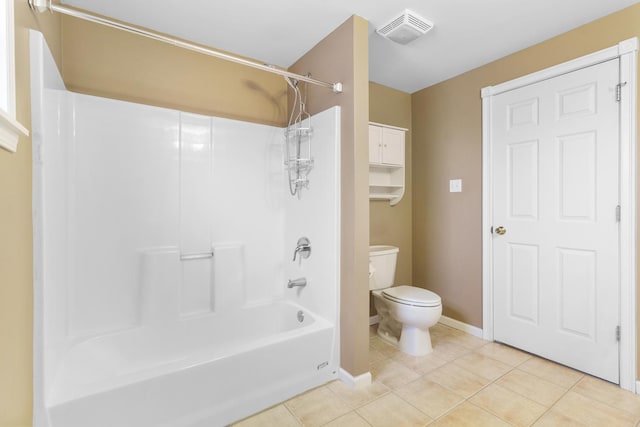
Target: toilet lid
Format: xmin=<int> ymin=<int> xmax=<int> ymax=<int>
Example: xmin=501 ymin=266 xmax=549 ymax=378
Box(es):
xmin=382 ymin=285 xmax=441 ymax=307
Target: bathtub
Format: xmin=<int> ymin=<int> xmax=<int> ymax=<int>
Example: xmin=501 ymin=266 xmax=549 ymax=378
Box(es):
xmin=46 ymin=300 xmax=338 ymax=427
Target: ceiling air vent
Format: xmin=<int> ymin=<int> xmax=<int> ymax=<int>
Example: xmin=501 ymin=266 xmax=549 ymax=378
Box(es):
xmin=376 ymin=10 xmax=434 ymax=45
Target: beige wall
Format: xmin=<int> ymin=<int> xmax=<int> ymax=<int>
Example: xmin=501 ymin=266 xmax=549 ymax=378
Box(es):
xmin=411 ymin=4 xmax=640 ymax=330
xmin=369 ymin=82 xmax=412 ymax=286
xmin=0 ymin=2 xmax=61 ymax=427
xmin=62 ymin=16 xmax=287 ymax=127
xmin=290 ymin=16 xmax=370 ymax=377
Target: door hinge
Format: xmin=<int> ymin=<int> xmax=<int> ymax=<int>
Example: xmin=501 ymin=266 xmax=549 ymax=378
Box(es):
xmin=616 ymin=325 xmax=621 ymax=342
xmin=616 ymin=205 xmax=621 ymax=222
xmin=616 ymin=82 xmax=628 ymax=102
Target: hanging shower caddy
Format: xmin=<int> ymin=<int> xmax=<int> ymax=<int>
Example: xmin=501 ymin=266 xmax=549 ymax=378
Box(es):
xmin=284 ymin=77 xmax=313 ymax=198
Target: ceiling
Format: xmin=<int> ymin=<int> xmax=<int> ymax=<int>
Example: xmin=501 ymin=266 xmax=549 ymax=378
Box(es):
xmin=61 ymin=0 xmax=639 ymax=94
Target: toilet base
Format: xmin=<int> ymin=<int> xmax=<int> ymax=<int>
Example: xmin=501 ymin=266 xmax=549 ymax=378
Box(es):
xmin=398 ymin=325 xmax=433 ymax=356
xmin=376 ymin=327 xmax=399 ymax=347
xmin=372 ymin=290 xmax=402 ymax=346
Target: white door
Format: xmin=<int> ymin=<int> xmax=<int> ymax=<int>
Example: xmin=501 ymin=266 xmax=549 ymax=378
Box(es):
xmin=491 ymin=58 xmax=621 ymax=383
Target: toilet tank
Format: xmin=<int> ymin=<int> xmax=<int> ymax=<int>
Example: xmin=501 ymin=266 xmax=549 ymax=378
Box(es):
xmin=369 ymin=245 xmax=399 ymax=290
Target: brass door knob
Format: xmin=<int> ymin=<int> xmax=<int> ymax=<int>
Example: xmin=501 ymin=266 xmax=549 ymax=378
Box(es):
xmin=495 ymin=226 xmax=507 ymax=235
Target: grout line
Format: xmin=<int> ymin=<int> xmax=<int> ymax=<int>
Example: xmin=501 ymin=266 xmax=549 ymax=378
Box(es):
xmin=282 ymin=402 xmax=304 ymax=426
xmin=496 ymin=369 xmax=566 ymax=404
xmin=567 ymin=375 xmax=640 ymax=424
xmin=394 ymin=378 xmax=474 ymax=424
xmin=414 ymin=345 xmax=534 ymax=424
xmin=529 ymin=405 xmax=556 ymax=426
xmin=353 ymin=408 xmax=375 ymax=427
xmin=428 ymin=400 xmax=467 ymax=423
xmin=324 ymin=377 xmax=392 ymax=411
xmin=317 ymin=412 xmax=347 ymax=426
xmin=527 ymin=383 xmax=574 ymax=426
xmin=389 ymin=385 xmax=437 ymax=423
xmin=463 ymin=400 xmax=521 ymax=426
xmin=517 ymin=361 xmax=585 ymax=426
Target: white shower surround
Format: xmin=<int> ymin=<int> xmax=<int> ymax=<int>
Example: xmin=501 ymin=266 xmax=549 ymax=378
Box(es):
xmin=31 ymin=31 xmax=340 ymax=426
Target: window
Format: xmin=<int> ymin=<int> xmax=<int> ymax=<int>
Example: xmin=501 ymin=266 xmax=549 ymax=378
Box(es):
xmin=0 ymin=0 xmax=28 ymax=153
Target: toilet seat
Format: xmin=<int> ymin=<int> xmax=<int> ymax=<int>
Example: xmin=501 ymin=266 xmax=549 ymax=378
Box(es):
xmin=382 ymin=285 xmax=441 ymax=308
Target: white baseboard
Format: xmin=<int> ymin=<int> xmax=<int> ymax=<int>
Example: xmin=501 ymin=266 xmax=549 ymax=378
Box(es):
xmin=339 ymin=368 xmax=372 ymax=389
xmin=369 ymin=315 xmax=380 ymax=326
xmin=438 ymin=315 xmax=483 ymax=338
xmin=635 ymin=380 xmax=640 ymax=394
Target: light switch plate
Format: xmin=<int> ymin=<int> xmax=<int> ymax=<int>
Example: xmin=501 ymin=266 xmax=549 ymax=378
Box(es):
xmin=449 ymin=179 xmax=462 ymax=193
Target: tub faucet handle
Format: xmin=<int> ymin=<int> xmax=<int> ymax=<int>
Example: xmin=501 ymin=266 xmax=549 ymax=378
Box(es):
xmin=293 ymin=237 xmax=311 ymax=262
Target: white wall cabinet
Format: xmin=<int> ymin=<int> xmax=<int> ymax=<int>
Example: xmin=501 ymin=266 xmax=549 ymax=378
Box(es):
xmin=369 ymin=122 xmax=407 ymax=206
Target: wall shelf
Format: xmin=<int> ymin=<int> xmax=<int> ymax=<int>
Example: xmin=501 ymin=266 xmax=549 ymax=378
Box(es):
xmin=369 ymin=122 xmax=407 ymax=206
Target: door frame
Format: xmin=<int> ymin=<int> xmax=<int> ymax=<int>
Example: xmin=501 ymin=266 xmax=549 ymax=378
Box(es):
xmin=481 ymin=38 xmax=638 ymax=391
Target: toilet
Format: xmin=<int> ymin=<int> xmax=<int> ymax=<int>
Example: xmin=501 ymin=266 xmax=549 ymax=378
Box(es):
xmin=369 ymin=245 xmax=442 ymax=356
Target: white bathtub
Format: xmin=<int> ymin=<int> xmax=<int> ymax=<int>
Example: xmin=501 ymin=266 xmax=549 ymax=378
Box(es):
xmin=46 ymin=300 xmax=338 ymax=427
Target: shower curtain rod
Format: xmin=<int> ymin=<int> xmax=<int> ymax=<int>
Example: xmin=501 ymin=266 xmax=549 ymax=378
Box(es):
xmin=28 ymin=0 xmax=344 ymax=94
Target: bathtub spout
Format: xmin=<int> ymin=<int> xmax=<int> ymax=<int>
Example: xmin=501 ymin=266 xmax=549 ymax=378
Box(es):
xmin=287 ymin=277 xmax=307 ymax=288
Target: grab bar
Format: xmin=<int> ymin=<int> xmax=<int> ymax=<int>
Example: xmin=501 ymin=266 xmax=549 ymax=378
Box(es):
xmin=180 ymin=251 xmax=214 ymax=261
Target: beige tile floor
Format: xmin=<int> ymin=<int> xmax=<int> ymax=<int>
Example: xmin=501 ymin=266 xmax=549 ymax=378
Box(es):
xmin=233 ymin=324 xmax=640 ymax=426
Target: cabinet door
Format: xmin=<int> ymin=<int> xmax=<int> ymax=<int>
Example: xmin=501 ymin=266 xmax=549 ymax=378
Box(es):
xmin=381 ymin=127 xmax=404 ymax=166
xmin=369 ymin=125 xmax=382 ymax=163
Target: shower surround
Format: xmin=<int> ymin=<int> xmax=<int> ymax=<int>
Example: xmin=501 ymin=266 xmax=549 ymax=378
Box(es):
xmin=31 ymin=32 xmax=340 ymax=427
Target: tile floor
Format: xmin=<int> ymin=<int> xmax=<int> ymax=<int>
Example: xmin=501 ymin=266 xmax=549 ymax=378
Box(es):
xmin=233 ymin=323 xmax=640 ymax=426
